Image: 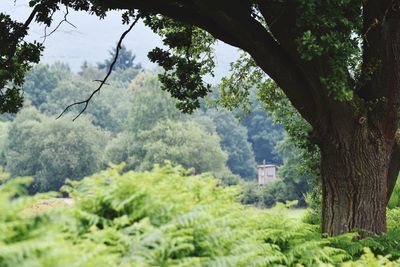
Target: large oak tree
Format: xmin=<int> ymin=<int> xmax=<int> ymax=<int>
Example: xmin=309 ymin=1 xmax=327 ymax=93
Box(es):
xmin=1 ymin=0 xmax=400 ymax=236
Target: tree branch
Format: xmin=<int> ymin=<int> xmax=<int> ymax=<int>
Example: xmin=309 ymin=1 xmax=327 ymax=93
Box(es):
xmin=42 ymin=5 xmax=77 ymax=44
xmin=56 ymin=15 xmax=140 ymax=121
xmin=4 ymin=5 xmax=39 ymax=59
xmin=23 ymin=4 xmax=39 ymax=29
xmin=359 ymin=0 xmax=400 ymax=101
xmin=96 ymin=0 xmax=319 ymax=125
xmin=257 ymin=1 xmax=358 ymax=125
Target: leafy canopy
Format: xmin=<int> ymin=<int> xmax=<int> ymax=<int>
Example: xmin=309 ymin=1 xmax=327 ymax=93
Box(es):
xmin=0 ymin=0 xmax=373 ymax=122
xmin=3 ymin=107 xmax=109 ymax=193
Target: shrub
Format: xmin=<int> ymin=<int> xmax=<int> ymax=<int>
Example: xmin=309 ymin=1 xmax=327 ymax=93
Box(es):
xmin=241 ymin=181 xmax=262 ymax=205
xmin=388 ymin=177 xmax=400 ymax=209
xmin=3 ymin=108 xmax=109 ymax=193
xmin=302 ymin=186 xmax=322 ymax=225
xmin=0 ymin=169 xmax=118 ymax=267
xmin=1 ymin=165 xmax=400 ymax=266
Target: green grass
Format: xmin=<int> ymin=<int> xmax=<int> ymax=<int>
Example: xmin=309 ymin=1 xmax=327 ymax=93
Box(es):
xmin=286 ymin=208 xmax=307 ymax=220
xmin=28 ymin=197 xmax=308 ymax=221
xmin=265 ymin=208 xmax=307 ymax=220
xmin=27 ymin=197 xmax=308 ymax=221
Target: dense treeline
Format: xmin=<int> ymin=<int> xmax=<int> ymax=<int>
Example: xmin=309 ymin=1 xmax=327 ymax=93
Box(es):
xmin=0 ymin=52 xmax=318 ymax=206
xmin=2 ymin=57 xmax=398 ymax=209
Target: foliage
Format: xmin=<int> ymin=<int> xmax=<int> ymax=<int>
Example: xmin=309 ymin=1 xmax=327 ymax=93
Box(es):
xmin=217 ymin=79 xmax=315 ymax=207
xmin=97 ymin=44 xmax=142 ymax=73
xmin=273 ymin=135 xmax=313 ymax=206
xmin=123 ymin=73 xmax=258 ymax=181
xmin=383 ymin=208 xmax=400 ymax=258
xmin=3 ymin=108 xmax=109 ymax=193
xmin=236 ymin=126 xmax=315 ymax=208
xmin=212 ymin=167 xmax=242 ymax=186
xmin=81 ymin=57 xmax=140 ymax=85
xmin=1 ymin=165 xmax=400 ymax=266
xmin=206 ymin=87 xmax=283 ymax=176
xmin=39 ymin=69 xmax=134 ymax=133
xmin=261 ymin=182 xmax=295 ymax=208
xmin=107 ymin=120 xmax=228 ymax=175
xmin=211 ymin=84 xmax=284 ymax=166
xmin=19 ymin=62 xmax=135 ymax=132
xmin=3 ymin=68 xmax=275 ymax=192
xmin=220 ymin=54 xmax=320 ymax=181
xmin=1 ymin=0 xmax=399 ymax=237
xmin=240 ymin=109 xmax=284 ymax=165
xmin=126 ymin=72 xmax=181 ymax=132
xmin=1 ymin=0 xmax=115 ymax=108
xmin=388 ymin=178 xmax=400 ymax=209
xmin=0 ymin=1 xmax=374 ymax=118
xmin=296 ymin=0 xmax=362 ymax=100
xmin=257 ymin=80 xmax=321 ymax=209
xmin=0 ymin=121 xmax=9 ymax=166
xmin=22 ymin=63 xmax=67 ymax=108
xmin=203 ymin=108 xmax=257 ymax=179
xmin=0 ymin=12 xmax=42 ymax=114
xmin=302 ymin=186 xmax=323 ymax=226
xmin=0 ymin=168 xmax=119 ymax=267
xmin=145 ymin=16 xmax=216 ymax=113
xmin=241 ymin=181 xmax=262 ymax=206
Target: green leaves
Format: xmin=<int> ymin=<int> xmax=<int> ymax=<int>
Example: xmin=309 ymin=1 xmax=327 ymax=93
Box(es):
xmin=298 ymin=31 xmax=324 ymax=61
xmin=296 ymin=0 xmax=362 ymax=101
xmin=219 ymin=52 xmax=263 ymax=112
xmin=0 ymin=13 xmax=43 ymax=114
xmin=97 ymin=45 xmax=142 ymax=72
xmin=107 ymin=120 xmax=228 ymax=175
xmin=1 ymin=165 xmax=400 ymax=266
xmin=145 ymin=17 xmax=216 ymax=113
xmin=3 ymin=108 xmax=110 ymax=193
xmin=388 ymin=179 xmax=400 ymax=209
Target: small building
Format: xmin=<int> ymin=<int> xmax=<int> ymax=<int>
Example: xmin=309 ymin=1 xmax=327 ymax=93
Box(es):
xmin=257 ymin=161 xmax=278 ymax=186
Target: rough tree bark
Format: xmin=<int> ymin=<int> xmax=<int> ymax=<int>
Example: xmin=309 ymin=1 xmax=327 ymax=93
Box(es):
xmin=320 ymin=118 xmax=393 ymax=235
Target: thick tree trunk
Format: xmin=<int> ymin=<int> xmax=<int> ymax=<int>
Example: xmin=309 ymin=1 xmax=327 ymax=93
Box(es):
xmin=320 ymin=123 xmax=392 ymax=236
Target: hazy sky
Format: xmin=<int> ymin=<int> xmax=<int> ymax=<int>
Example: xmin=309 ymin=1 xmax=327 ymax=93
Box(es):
xmin=2 ymin=1 xmax=239 ymax=83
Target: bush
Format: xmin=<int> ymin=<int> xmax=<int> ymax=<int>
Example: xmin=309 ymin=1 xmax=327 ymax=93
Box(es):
xmin=388 ymin=177 xmax=400 ymax=209
xmin=1 ymin=165 xmax=400 ymax=266
xmin=302 ymin=186 xmax=322 ymax=225
xmin=0 ymin=121 xmax=9 ymax=166
xmin=241 ymin=181 xmax=262 ymax=205
xmin=3 ymin=108 xmax=109 ymax=193
xmin=106 ymin=120 xmax=228 ymax=175
xmin=0 ymin=168 xmax=118 ymax=267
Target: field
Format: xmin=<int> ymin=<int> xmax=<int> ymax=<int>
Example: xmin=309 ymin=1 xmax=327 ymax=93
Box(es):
xmin=285 ymin=208 xmax=307 ymax=220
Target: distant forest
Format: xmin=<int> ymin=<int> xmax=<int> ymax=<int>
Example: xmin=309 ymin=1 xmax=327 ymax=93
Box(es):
xmin=0 ymin=48 xmax=312 ymax=207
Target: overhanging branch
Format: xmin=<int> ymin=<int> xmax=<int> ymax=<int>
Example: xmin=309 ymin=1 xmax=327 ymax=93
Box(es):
xmin=56 ymin=15 xmax=140 ymax=121
xmin=96 ymin=0 xmax=320 ymax=125
xmin=359 ymin=0 xmax=400 ymax=102
xmin=42 ymin=5 xmax=77 ymax=44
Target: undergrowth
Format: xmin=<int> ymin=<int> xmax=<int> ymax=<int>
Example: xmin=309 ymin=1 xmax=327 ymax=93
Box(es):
xmin=1 ymin=164 xmax=399 ymax=266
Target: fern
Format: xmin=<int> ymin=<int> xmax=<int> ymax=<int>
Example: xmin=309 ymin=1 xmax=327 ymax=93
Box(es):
xmin=1 ymin=164 xmax=400 ymax=266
